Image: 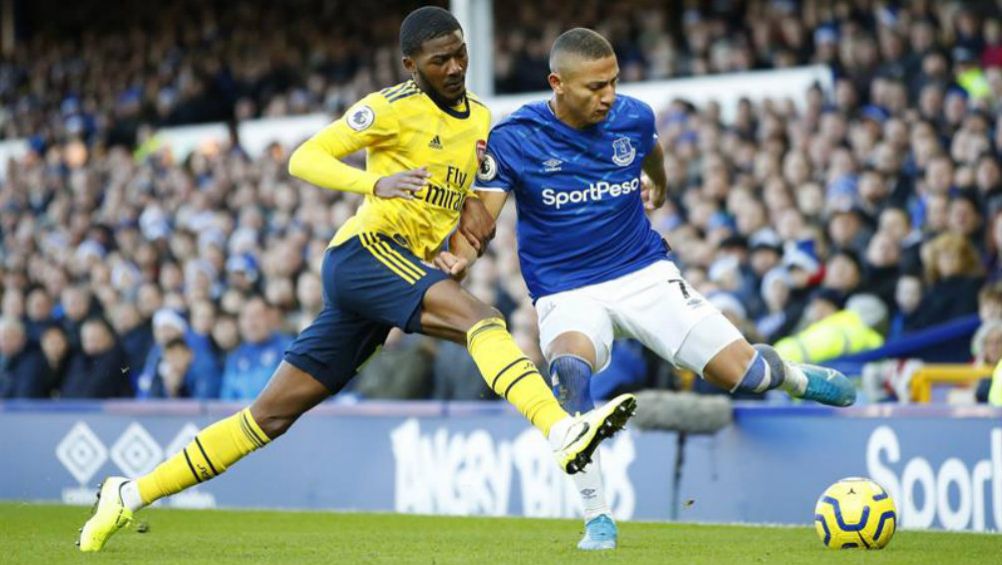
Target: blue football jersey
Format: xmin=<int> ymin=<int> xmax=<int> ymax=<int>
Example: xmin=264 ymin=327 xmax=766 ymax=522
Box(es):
xmin=475 ymin=95 xmax=668 ymax=299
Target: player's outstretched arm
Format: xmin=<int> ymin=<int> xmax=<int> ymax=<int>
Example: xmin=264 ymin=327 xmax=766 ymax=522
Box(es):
xmin=641 ymin=142 xmax=668 ymax=210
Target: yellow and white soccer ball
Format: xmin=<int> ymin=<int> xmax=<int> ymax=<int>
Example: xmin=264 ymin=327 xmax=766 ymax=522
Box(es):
xmin=814 ymin=477 xmax=897 ymax=549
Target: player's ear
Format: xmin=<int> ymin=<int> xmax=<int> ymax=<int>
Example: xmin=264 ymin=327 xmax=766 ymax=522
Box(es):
xmin=402 ymin=56 xmax=416 ymax=74
xmin=547 ymin=72 xmax=563 ymax=94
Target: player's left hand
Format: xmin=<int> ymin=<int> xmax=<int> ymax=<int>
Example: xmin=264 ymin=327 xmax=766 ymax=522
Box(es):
xmin=641 ymin=173 xmax=666 ymax=210
xmin=458 ymin=196 xmax=496 ymax=256
xmin=433 ymin=251 xmax=469 ymax=280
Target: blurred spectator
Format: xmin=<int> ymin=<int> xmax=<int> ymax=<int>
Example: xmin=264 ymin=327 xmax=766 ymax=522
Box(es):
xmin=0 ymin=317 xmax=53 ymax=398
xmin=40 ymin=327 xmax=71 ymax=387
xmin=979 ymin=283 xmax=1002 ymax=322
xmin=756 ymin=268 xmax=792 ymax=342
xmin=187 ymin=300 xmax=224 ymax=399
xmin=220 ymin=297 xmax=291 ymax=400
xmin=863 ymin=232 xmax=901 ymax=308
xmin=212 ymin=315 xmax=241 ymax=356
xmin=986 ymin=210 xmax=1002 ymax=282
xmin=110 ymin=302 xmax=154 ymax=385
xmin=59 ymin=286 xmax=96 ymax=354
xmin=823 ymin=250 xmax=863 ymax=296
xmin=907 ymin=233 xmax=985 ymax=331
xmin=888 ymin=275 xmax=924 ymax=342
xmin=775 ymin=294 xmax=886 ymax=364
xmin=61 ymin=317 xmax=131 ymax=398
xmin=972 ymin=320 xmax=1002 ymax=368
xmin=146 ymin=339 xmax=196 ymax=399
xmin=25 ymin=288 xmax=57 ymax=343
xmin=135 ymin=309 xmax=189 ymax=398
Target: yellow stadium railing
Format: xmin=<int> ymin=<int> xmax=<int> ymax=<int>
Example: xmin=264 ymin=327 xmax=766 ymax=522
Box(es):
xmin=909 ymin=364 xmax=995 ymax=403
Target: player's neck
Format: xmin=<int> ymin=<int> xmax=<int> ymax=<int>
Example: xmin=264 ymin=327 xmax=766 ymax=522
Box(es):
xmin=548 ymin=98 xmax=589 ymax=130
xmin=414 ymin=77 xmax=467 ymax=111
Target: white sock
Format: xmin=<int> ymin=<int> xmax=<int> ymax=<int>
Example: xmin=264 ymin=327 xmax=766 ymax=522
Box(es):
xmin=120 ymin=480 xmax=146 ymax=512
xmin=572 ymin=450 xmax=610 ymax=522
xmin=783 ymin=363 xmax=808 ymax=396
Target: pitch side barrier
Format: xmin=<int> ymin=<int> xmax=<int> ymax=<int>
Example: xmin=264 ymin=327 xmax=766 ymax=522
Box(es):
xmin=1 ymin=400 xmax=999 ymax=532
xmin=824 ymin=314 xmax=981 ymax=377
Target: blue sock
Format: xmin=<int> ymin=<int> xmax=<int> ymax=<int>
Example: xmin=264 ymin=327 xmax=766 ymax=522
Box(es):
xmin=731 ymin=346 xmax=787 ymax=394
xmin=550 ymin=356 xmax=594 ymax=414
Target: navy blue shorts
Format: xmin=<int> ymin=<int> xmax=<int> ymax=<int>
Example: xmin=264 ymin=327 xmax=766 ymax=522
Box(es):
xmin=284 ymin=233 xmax=449 ymax=393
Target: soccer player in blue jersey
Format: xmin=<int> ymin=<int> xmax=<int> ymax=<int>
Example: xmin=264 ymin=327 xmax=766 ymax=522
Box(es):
xmin=448 ymin=28 xmax=856 ymax=551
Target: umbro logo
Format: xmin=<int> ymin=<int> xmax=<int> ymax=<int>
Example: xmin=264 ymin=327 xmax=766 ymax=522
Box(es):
xmin=543 ymin=158 xmax=562 ymax=172
xmin=428 ymin=135 xmax=443 ymax=149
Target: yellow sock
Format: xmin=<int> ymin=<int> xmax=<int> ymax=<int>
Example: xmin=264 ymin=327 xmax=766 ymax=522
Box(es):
xmin=136 ymin=408 xmax=270 ymax=504
xmin=467 ymin=317 xmax=568 ymax=435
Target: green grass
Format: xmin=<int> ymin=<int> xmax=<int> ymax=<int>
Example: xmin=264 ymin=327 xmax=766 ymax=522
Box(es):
xmin=0 ymin=503 xmax=996 ymax=565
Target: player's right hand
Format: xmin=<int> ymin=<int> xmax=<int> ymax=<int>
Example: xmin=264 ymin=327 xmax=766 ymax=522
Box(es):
xmin=374 ymin=167 xmax=430 ymax=200
xmin=433 ymin=250 xmax=469 ymax=281
xmin=458 ymin=196 xmax=496 ymax=256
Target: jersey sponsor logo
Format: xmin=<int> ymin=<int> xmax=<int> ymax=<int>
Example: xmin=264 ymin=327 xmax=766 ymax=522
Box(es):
xmin=347 ymin=105 xmax=375 ymax=131
xmin=612 ymin=136 xmax=636 ymax=166
xmin=424 ymin=183 xmax=463 ymax=211
xmin=428 ymin=135 xmax=443 ymax=149
xmin=477 ymin=152 xmax=498 ymax=182
xmin=541 ymin=177 xmax=641 ymax=209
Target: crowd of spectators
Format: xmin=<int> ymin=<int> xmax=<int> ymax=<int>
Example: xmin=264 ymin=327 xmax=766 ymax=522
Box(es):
xmin=3 ymin=0 xmax=1002 ymax=404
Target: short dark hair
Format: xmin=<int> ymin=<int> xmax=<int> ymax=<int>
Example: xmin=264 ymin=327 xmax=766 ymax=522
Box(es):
xmin=549 ymin=28 xmax=615 ymax=73
xmin=399 ymin=6 xmax=462 ymax=57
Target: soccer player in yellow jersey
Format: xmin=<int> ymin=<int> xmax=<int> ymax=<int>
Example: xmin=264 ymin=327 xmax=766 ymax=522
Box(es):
xmin=78 ymin=7 xmax=636 ymax=552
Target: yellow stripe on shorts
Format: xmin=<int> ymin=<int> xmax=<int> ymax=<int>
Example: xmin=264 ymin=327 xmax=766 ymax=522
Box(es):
xmin=363 ymin=233 xmax=425 ymax=281
xmin=373 ymin=237 xmax=426 ymax=279
xmin=359 ymin=233 xmax=421 ymax=284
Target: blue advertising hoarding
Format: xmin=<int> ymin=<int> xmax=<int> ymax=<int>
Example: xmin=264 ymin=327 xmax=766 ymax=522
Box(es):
xmin=0 ymin=401 xmax=999 ymax=532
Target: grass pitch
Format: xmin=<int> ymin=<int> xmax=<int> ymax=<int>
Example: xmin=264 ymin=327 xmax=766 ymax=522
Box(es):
xmin=0 ymin=503 xmax=996 ymax=565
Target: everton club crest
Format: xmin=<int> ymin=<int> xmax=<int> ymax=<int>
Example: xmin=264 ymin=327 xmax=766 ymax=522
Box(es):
xmin=612 ymin=136 xmax=636 ymax=166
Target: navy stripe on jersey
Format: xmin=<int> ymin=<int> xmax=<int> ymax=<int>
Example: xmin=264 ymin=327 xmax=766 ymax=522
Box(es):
xmin=386 ymin=89 xmax=420 ymax=103
xmin=381 ymin=81 xmax=415 ymax=98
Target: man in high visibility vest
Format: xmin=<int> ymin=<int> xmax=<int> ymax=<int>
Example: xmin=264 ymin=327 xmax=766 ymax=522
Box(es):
xmin=775 ymin=294 xmax=885 ymax=364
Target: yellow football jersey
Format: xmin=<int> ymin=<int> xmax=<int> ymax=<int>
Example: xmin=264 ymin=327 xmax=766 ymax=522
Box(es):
xmin=294 ymin=79 xmax=491 ymax=261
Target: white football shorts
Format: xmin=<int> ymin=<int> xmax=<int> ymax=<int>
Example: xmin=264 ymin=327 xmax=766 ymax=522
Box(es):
xmin=534 ymin=260 xmax=743 ymax=374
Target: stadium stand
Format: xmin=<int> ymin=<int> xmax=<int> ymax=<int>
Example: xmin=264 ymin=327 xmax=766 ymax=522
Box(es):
xmin=2 ymin=0 xmax=1002 ymax=404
